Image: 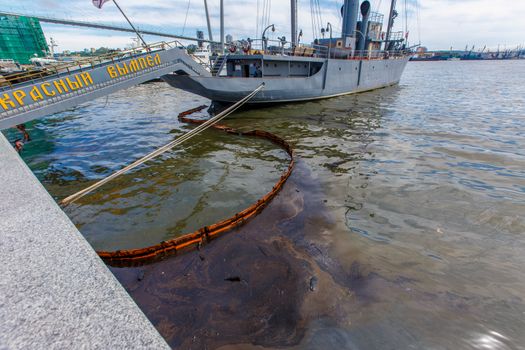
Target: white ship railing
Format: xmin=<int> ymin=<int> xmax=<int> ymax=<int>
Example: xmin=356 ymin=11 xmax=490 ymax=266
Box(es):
xmin=226 ymin=38 xmax=409 ymax=60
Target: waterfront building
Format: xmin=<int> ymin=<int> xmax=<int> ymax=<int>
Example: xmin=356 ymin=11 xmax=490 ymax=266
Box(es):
xmin=0 ymin=15 xmax=49 ymax=65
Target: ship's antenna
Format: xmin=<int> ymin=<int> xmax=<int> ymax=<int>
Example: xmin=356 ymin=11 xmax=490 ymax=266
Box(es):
xmin=203 ymin=0 xmax=213 ymax=41
xmin=404 ymin=0 xmax=408 ymax=42
xmin=220 ymin=0 xmax=224 ymax=52
xmin=48 ymin=37 xmax=58 ymax=57
xmin=415 ymin=0 xmax=421 ymax=45
xmin=256 ymin=0 xmax=260 ymax=40
xmin=291 ymin=0 xmax=298 ymax=46
xmin=384 ymin=0 xmax=397 ymax=51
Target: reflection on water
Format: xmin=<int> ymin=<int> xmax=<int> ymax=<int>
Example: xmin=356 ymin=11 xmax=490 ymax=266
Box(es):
xmin=5 ymin=60 xmax=525 ymax=349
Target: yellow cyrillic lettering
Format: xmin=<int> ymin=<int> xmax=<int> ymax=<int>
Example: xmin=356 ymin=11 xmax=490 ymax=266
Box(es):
xmin=12 ymin=90 xmax=26 ymax=106
xmin=41 ymin=83 xmax=56 ymax=97
xmin=74 ymin=75 xmax=84 ymax=88
xmin=129 ymin=59 xmax=139 ymax=72
xmin=146 ymin=55 xmax=154 ymax=67
xmin=154 ymin=54 xmax=161 ymax=65
xmin=0 ymin=94 xmax=16 ymax=110
xmin=107 ymin=66 xmax=117 ymax=78
xmin=138 ymin=57 xmax=147 ymax=69
xmin=29 ymin=86 xmax=44 ymax=101
xmin=66 ymin=77 xmax=80 ymax=90
xmin=53 ymin=80 xmax=69 ymax=94
xmin=116 ymin=63 xmax=129 ymax=75
xmin=80 ymin=72 xmax=93 ymax=85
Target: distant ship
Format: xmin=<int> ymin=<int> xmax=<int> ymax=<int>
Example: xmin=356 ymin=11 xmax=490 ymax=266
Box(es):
xmin=163 ymin=0 xmax=411 ymax=104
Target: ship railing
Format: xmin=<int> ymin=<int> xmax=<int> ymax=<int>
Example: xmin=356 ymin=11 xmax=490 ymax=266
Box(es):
xmin=352 ymin=49 xmax=411 ymax=59
xmin=164 ymin=40 xmax=212 ymax=70
xmin=240 ymin=39 xmax=330 ymax=59
xmin=0 ymin=40 xmax=184 ymax=90
xmin=388 ymin=31 xmax=405 ymax=42
xmin=241 ymin=37 xmax=411 ymax=60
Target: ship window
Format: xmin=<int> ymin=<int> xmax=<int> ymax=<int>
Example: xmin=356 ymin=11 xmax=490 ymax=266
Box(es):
xmin=304 ymin=64 xmax=307 ymax=68
xmin=265 ymin=63 xmax=269 ymax=67
xmin=274 ymin=63 xmax=277 ymax=67
xmin=339 ymin=67 xmax=341 ymax=71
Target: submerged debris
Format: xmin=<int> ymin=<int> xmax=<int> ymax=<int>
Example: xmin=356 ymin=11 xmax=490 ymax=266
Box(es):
xmin=224 ymin=276 xmax=242 ymax=282
xmin=137 ymin=270 xmax=145 ymax=281
xmin=309 ymin=276 xmax=318 ymax=292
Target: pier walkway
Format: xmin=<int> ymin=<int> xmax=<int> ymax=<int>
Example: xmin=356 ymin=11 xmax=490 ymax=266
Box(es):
xmin=0 ymin=134 xmax=170 ymax=349
xmin=0 ymin=41 xmax=210 ymax=130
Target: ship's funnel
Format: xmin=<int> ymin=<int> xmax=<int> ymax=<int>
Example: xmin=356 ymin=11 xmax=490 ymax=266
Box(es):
xmin=356 ymin=1 xmax=371 ymax=55
xmin=341 ymin=0 xmax=359 ymax=48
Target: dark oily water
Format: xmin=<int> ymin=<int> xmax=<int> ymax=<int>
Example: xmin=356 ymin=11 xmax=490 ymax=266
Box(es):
xmin=6 ymin=61 xmax=525 ymax=349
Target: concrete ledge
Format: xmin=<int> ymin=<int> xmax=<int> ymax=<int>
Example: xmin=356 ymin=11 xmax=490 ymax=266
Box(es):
xmin=0 ymin=134 xmax=169 ymax=349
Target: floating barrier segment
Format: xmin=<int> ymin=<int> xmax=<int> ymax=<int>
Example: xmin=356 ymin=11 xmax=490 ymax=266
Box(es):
xmin=98 ymin=106 xmax=295 ymax=267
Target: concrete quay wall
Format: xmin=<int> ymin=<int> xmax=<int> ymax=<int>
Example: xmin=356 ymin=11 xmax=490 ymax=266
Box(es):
xmin=0 ymin=134 xmax=169 ymax=349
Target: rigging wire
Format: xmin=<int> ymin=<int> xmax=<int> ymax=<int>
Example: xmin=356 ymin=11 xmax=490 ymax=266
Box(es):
xmin=310 ymin=0 xmax=316 ymax=40
xmin=181 ymin=0 xmax=191 ymax=36
xmin=373 ymin=0 xmax=383 ymax=17
xmin=315 ymin=0 xmax=323 ymax=39
xmin=256 ymin=0 xmax=260 ymax=39
xmin=315 ymin=0 xmax=323 ymax=34
xmin=404 ymin=0 xmax=408 ymax=42
xmin=267 ymin=0 xmax=272 ymax=39
xmin=259 ymin=0 xmax=272 ymax=43
xmin=416 ymin=0 xmax=422 ymax=45
xmin=309 ymin=0 xmax=323 ymax=40
xmin=260 ymin=0 xmax=269 ymax=41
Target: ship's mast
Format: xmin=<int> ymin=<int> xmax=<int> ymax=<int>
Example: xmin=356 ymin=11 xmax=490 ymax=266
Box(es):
xmin=384 ymin=0 xmax=397 ymax=51
xmin=220 ymin=0 xmax=225 ymax=52
xmin=291 ymin=0 xmax=298 ymax=46
xmin=203 ymin=0 xmax=213 ymax=41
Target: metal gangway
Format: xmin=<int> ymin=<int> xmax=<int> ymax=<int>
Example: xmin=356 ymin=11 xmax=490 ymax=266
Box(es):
xmin=0 ymin=41 xmax=211 ymax=130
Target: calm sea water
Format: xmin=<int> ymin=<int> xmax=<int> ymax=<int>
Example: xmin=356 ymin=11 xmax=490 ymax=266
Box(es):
xmin=5 ymin=60 xmax=525 ymax=349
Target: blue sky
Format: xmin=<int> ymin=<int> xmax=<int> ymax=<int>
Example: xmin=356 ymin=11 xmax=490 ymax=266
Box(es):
xmin=3 ymin=0 xmax=524 ymax=52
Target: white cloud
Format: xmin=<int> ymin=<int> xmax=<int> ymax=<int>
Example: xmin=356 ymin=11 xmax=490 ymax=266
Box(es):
xmin=6 ymin=0 xmax=525 ymax=51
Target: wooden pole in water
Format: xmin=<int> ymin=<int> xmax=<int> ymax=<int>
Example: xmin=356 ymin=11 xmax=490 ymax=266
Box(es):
xmin=112 ymin=0 xmax=148 ymax=47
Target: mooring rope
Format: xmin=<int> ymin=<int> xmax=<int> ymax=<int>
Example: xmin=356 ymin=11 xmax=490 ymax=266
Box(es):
xmin=98 ymin=105 xmax=295 ymax=267
xmin=60 ymin=84 xmax=265 ymax=206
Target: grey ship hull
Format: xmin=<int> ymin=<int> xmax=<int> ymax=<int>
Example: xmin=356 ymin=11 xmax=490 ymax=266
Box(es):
xmin=162 ymin=55 xmax=409 ymax=104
